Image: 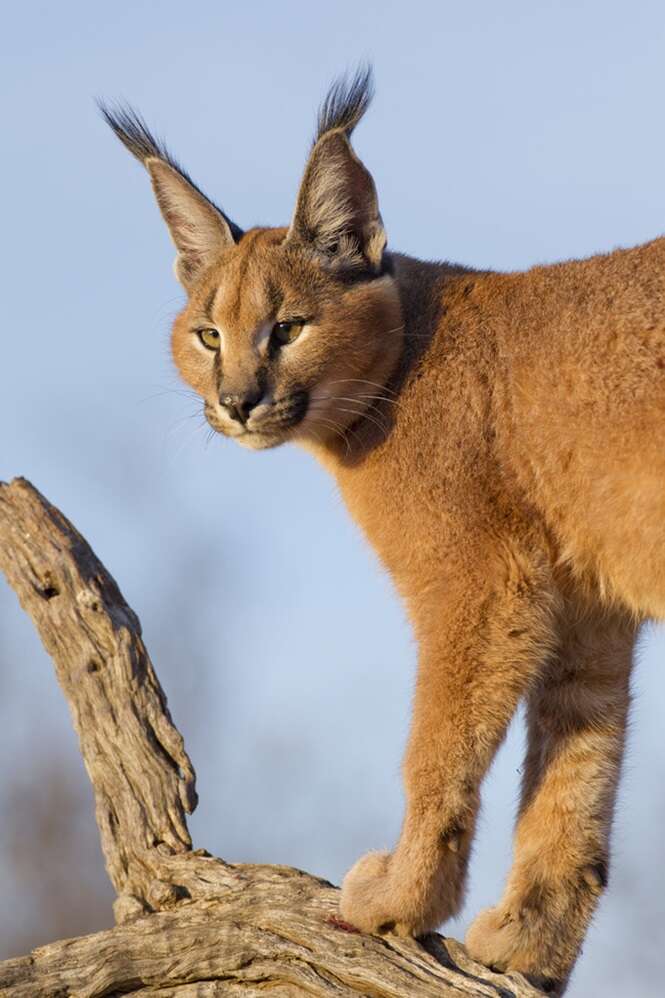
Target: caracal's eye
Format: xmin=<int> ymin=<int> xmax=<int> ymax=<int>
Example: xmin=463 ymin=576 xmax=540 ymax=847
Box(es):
xmin=198 ymin=328 xmax=221 ymax=350
xmin=271 ymin=320 xmax=305 ymax=346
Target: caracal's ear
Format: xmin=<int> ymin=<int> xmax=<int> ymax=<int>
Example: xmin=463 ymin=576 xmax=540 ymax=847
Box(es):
xmin=286 ymin=66 xmax=386 ymax=275
xmin=99 ymin=102 xmax=243 ymax=289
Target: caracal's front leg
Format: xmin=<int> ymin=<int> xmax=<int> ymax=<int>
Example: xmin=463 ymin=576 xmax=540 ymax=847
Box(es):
xmin=465 ymin=606 xmax=635 ymax=993
xmin=340 ymin=543 xmax=556 ymax=936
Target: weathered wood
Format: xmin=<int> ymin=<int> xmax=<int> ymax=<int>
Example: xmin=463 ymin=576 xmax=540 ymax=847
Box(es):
xmin=0 ymin=883 xmax=542 ymax=997
xmin=0 ymin=476 xmax=196 ymax=902
xmin=0 ymin=478 xmax=543 ymax=997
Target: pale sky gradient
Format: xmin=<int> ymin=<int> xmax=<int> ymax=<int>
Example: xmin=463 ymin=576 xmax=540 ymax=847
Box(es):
xmin=2 ymin=2 xmax=665 ymax=993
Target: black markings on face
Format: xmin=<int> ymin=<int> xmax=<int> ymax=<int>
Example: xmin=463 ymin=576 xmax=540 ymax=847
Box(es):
xmin=264 ymin=279 xmax=284 ymax=316
xmin=255 ymin=363 xmax=269 ymax=399
xmin=213 ymin=346 xmax=223 ymax=389
xmin=284 ymin=387 xmax=308 ymax=428
xmin=202 ymin=284 xmax=218 ymax=322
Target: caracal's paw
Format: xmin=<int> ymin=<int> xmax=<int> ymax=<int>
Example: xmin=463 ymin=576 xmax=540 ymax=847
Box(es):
xmin=465 ymin=906 xmax=566 ymax=994
xmin=339 ymin=850 xmax=448 ymax=937
xmin=340 ymin=850 xmax=417 ymax=936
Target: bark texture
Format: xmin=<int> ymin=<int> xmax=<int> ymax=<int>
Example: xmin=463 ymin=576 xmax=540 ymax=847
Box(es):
xmin=0 ymin=478 xmax=543 ymax=997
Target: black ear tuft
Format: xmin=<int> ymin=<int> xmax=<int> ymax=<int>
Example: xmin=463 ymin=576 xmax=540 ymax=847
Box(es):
xmin=98 ymin=100 xmax=169 ymax=165
xmin=315 ymin=65 xmax=374 ymax=142
xmin=98 ymin=99 xmax=244 ymax=244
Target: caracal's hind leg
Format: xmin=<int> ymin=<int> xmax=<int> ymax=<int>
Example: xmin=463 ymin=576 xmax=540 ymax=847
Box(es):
xmin=466 ymin=605 xmax=636 ymax=994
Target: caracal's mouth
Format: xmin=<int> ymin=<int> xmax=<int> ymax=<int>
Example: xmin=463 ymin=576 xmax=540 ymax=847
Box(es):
xmin=204 ymin=389 xmax=309 ymax=449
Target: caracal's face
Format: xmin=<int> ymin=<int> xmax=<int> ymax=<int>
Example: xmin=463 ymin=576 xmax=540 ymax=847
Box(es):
xmin=102 ymin=70 xmax=401 ymax=449
xmin=172 ymin=228 xmax=402 ymax=451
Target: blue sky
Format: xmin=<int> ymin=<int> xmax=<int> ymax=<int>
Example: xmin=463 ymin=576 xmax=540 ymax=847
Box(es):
xmin=2 ymin=2 xmax=665 ymax=992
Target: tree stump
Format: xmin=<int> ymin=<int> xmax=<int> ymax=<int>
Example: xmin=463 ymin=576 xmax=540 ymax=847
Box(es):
xmin=0 ymin=478 xmax=543 ymax=997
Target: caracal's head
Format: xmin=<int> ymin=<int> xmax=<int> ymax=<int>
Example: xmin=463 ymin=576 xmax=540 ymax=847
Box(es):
xmin=102 ymin=69 xmax=403 ymax=451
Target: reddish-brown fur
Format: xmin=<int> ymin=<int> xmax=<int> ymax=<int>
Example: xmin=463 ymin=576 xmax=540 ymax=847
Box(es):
xmin=103 ymin=73 xmax=664 ymax=992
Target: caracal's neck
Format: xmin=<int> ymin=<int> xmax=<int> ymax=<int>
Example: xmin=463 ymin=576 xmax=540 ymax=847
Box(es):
xmin=300 ymin=252 xmax=476 ymax=476
xmin=389 ymin=252 xmax=474 ymax=380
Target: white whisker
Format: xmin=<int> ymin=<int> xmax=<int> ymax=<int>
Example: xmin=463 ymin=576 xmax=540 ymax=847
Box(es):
xmin=336 ymin=406 xmax=388 ymax=436
xmin=308 ymin=394 xmax=393 ymax=435
xmin=327 ymin=378 xmax=400 ymax=398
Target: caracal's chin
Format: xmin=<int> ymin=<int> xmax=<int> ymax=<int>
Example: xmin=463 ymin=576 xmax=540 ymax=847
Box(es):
xmin=232 ymin=430 xmax=286 ymax=451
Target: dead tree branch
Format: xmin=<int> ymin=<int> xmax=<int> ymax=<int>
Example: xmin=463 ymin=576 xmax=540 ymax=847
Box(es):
xmin=0 ymin=478 xmax=542 ymax=997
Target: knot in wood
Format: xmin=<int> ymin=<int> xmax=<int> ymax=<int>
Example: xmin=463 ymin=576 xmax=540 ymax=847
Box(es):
xmin=113 ymin=893 xmax=152 ymax=925
xmin=147 ymin=878 xmax=188 ymax=909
